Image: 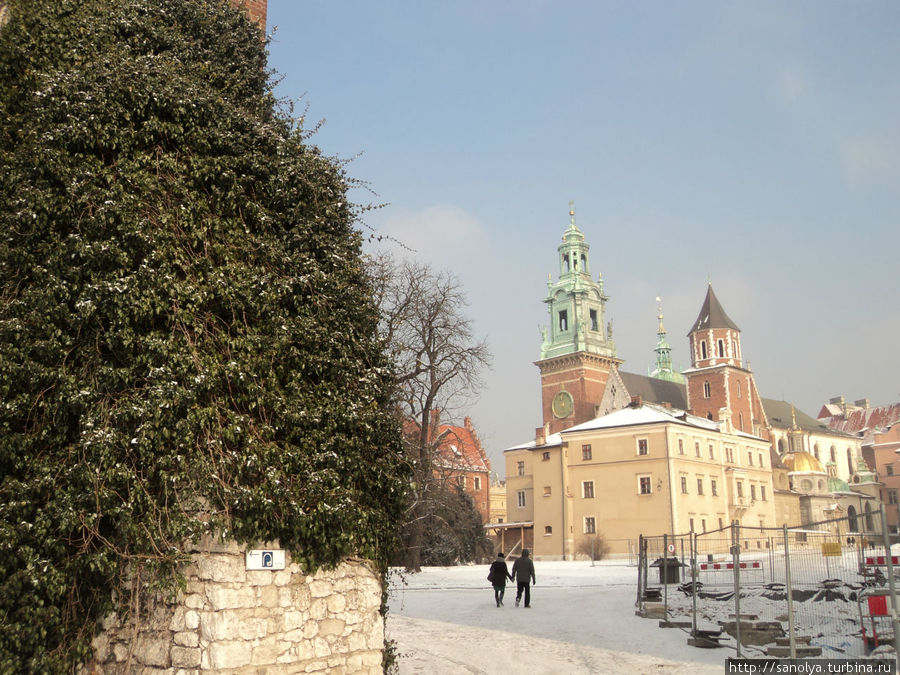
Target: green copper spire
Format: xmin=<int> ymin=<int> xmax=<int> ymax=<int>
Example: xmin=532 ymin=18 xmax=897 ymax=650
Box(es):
xmin=650 ymin=297 xmax=685 ymax=384
xmin=540 ymin=203 xmax=616 ymax=360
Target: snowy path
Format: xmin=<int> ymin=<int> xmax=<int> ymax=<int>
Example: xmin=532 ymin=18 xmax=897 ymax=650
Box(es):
xmin=386 ymin=561 xmax=727 ymax=674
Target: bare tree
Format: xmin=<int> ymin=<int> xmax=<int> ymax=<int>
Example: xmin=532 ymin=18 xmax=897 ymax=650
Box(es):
xmin=370 ymin=253 xmax=492 ymax=570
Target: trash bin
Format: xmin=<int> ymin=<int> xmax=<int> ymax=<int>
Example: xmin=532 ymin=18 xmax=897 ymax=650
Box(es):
xmin=650 ymin=556 xmax=684 ymax=584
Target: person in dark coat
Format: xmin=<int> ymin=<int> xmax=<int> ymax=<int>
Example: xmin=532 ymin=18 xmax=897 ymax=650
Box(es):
xmin=511 ymin=548 xmax=536 ymax=608
xmin=488 ymin=552 xmax=512 ymax=607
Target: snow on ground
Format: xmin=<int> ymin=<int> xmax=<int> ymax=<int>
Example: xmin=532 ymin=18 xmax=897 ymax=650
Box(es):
xmin=385 ymin=560 xmax=724 ymax=674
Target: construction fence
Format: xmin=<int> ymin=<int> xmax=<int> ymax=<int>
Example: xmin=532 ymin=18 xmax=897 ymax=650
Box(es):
xmin=636 ymin=505 xmax=900 ymax=661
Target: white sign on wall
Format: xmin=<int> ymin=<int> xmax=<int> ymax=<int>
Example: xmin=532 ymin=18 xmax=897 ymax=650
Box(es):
xmin=246 ymin=549 xmax=286 ymax=570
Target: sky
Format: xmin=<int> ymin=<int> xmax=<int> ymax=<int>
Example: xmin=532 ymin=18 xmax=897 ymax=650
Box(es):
xmin=265 ymin=1 xmax=900 ymax=471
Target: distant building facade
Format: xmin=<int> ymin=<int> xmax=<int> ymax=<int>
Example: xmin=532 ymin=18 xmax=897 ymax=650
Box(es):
xmin=503 ymin=206 xmax=882 ymax=557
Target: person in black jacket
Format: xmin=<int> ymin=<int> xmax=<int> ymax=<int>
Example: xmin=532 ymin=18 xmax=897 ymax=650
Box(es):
xmin=511 ymin=549 xmax=536 ymax=608
xmin=487 ymin=552 xmax=512 ymax=607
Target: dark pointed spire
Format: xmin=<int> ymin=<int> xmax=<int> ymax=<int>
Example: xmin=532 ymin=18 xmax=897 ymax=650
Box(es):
xmin=689 ymin=284 xmax=740 ymax=335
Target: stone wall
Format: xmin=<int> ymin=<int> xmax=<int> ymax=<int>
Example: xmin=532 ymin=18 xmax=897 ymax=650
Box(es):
xmin=84 ymin=539 xmax=384 ymax=674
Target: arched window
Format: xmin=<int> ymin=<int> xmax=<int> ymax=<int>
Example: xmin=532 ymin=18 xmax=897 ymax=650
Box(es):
xmin=700 ymin=340 xmax=708 ymax=360
xmin=737 ymin=380 xmax=742 ymax=399
xmin=717 ymin=339 xmax=725 ymax=357
xmin=703 ymin=381 xmax=711 ymax=398
xmin=847 ymin=448 xmax=855 ymax=474
xmin=830 ymin=446 xmax=836 ymax=463
xmin=848 ymin=505 xmax=859 ymax=533
xmin=777 ymin=439 xmax=785 ymax=454
xmin=562 ymin=254 xmax=570 ymax=273
xmin=738 ymin=412 xmax=744 ymax=431
xmin=580 ymin=253 xmax=587 ymax=271
xmin=813 ymin=444 xmax=820 ymax=461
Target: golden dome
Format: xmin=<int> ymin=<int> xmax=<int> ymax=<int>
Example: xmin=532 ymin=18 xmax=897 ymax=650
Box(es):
xmin=781 ymin=451 xmax=825 ymax=474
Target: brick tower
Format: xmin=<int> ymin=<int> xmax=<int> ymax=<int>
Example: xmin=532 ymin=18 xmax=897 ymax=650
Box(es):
xmin=536 ymin=204 xmax=622 ymax=434
xmin=684 ymin=284 xmax=767 ymax=437
xmin=231 ymin=0 xmax=267 ymax=31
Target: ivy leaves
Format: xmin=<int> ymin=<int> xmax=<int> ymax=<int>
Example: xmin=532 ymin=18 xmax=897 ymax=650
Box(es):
xmin=0 ymin=0 xmax=407 ymax=669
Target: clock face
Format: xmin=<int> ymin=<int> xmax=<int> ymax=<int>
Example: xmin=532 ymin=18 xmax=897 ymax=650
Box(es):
xmin=551 ymin=390 xmax=574 ymax=419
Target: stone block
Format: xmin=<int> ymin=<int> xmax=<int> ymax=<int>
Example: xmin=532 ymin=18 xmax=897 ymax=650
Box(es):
xmin=183 ymin=593 xmax=205 ymax=610
xmin=247 ymin=570 xmax=274 ymax=587
xmin=309 ymin=580 xmax=333 ymax=598
xmin=184 ymin=609 xmax=200 ymax=630
xmin=273 ymin=569 xmax=292 ymax=586
xmin=318 ymin=619 xmax=346 ymax=637
xmin=171 ymin=646 xmax=201 ymax=668
xmin=257 ymin=584 xmax=279 ymax=607
xmin=205 ymin=585 xmax=256 ymax=610
xmin=134 ymin=637 xmax=169 ymax=667
xmin=326 ymin=593 xmax=346 ymax=614
xmin=207 ymin=641 xmax=252 ymax=670
xmin=197 ymin=554 xmax=246 ymax=583
xmin=169 ymin=607 xmax=186 ymax=632
xmin=174 ymin=631 xmax=199 ymax=647
xmin=250 ymin=636 xmax=288 ymax=666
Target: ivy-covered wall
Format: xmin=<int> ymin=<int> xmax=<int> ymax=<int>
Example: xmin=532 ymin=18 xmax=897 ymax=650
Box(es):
xmin=0 ymin=0 xmax=408 ymax=670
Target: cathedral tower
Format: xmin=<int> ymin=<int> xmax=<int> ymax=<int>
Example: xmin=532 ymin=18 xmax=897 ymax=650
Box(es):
xmin=536 ymin=204 xmax=621 ymax=433
xmin=649 ymin=297 xmax=684 ymax=384
xmin=684 ymin=285 xmax=767 ymax=437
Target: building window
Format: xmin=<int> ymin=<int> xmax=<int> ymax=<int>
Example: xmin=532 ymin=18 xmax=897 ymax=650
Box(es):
xmin=582 ymin=481 xmax=595 ymax=499
xmin=709 ymin=444 xmax=715 ymax=460
xmin=736 ymin=482 xmax=744 ymax=498
xmin=559 ymin=310 xmax=568 ymax=332
xmin=814 ymin=444 xmax=820 ymax=461
xmin=737 ymin=380 xmax=742 ymax=399
xmin=638 ymin=475 xmax=652 ymax=495
xmin=544 ymin=526 xmax=552 ymax=536
xmin=703 ymin=381 xmax=711 ymax=398
xmin=760 ymin=485 xmax=767 ymax=501
xmin=711 ymin=479 xmax=718 ymax=496
xmin=700 ymin=340 xmax=708 ymax=360
xmin=888 ymin=464 xmax=895 ymax=476
xmin=680 ymin=476 xmax=688 ymax=494
xmin=750 ymin=484 xmax=757 ymax=501
xmin=584 ymin=516 xmax=596 ymax=534
xmin=889 ymin=490 xmax=899 ymax=505
xmin=637 ymin=438 xmax=649 ymax=455
xmin=542 ymin=451 xmax=551 ymax=461
xmin=474 ymin=476 xmax=481 ymax=490
xmin=582 ymin=444 xmax=592 ymax=461
xmin=830 ymin=446 xmax=836 ymax=463
xmin=738 ymin=412 xmax=744 ymax=431
xmin=847 ymin=448 xmax=855 ymax=473
xmin=590 ymin=309 xmax=598 ymax=331
xmin=517 ymin=461 xmax=525 ymax=476
xmin=748 ymin=452 xmax=753 ymax=466
xmin=543 ymin=486 xmax=551 ymax=497
xmin=717 ymin=339 xmax=724 ymax=357
xmin=697 ymin=478 xmax=704 ymax=495
xmin=689 ymin=517 xmax=695 ymax=532
xmin=695 ymin=441 xmax=701 ymax=457
xmin=718 ymin=517 xmax=724 ymax=529
xmin=758 ymin=453 xmax=764 ymax=468
xmin=702 ymin=519 xmax=707 ymax=532
xmin=678 ymin=438 xmax=684 ymax=455
xmin=517 ymin=490 xmax=526 ymax=508
xmin=458 ymin=476 xmax=465 ymax=489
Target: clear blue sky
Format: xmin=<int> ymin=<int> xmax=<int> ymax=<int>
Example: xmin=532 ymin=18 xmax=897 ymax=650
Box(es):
xmin=266 ymin=1 xmax=900 ymax=470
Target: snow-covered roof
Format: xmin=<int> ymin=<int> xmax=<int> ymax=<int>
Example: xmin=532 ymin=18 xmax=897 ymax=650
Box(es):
xmin=561 ymin=403 xmax=720 ymax=435
xmin=504 ymin=432 xmax=563 ymax=452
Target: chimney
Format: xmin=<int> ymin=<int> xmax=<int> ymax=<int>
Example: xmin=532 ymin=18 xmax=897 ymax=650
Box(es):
xmin=854 ymin=398 xmax=870 ymax=409
xmin=663 ymin=401 xmax=672 ymax=409
xmin=535 ymin=425 xmax=547 ymax=447
xmin=630 ymin=395 xmax=642 ymax=408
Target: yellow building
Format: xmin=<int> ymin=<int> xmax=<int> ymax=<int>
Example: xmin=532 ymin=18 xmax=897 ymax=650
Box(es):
xmin=505 ymin=400 xmax=776 ymax=559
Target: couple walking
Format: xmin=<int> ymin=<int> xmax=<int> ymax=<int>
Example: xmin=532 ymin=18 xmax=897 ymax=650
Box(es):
xmin=488 ymin=550 xmax=536 ymax=608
